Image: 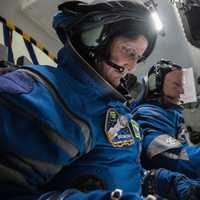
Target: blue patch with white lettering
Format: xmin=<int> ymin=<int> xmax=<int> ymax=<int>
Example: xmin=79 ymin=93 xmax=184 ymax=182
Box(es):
xmin=105 ymin=108 xmax=135 ymax=147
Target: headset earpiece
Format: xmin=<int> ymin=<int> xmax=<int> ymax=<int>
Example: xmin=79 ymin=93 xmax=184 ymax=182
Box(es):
xmin=80 ymin=26 xmax=104 ymax=48
xmin=148 ymin=72 xmax=157 ymax=92
xmin=147 ymin=59 xmax=182 ymax=96
xmin=148 ymin=64 xmax=162 ymax=93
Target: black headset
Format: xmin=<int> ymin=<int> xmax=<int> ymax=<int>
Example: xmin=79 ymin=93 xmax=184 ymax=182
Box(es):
xmin=56 ymin=1 xmax=157 ymax=63
xmin=147 ymin=59 xmax=182 ymax=95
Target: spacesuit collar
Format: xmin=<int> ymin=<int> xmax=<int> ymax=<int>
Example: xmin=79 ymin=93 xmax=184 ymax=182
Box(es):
xmin=57 ymin=38 xmax=126 ymax=102
xmin=144 ymin=98 xmax=183 ymax=110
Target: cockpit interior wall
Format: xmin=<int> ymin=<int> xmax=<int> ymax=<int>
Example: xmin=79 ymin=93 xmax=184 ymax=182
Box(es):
xmin=0 ymin=15 xmax=57 ymax=66
xmin=177 ymin=0 xmax=200 ymax=48
xmin=0 ymin=0 xmax=200 ymax=134
xmin=137 ymin=0 xmax=194 ymax=75
xmin=0 ymin=1 xmax=58 ymax=67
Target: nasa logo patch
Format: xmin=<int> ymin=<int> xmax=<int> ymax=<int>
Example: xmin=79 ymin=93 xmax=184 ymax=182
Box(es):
xmin=105 ymin=108 xmax=135 ymax=147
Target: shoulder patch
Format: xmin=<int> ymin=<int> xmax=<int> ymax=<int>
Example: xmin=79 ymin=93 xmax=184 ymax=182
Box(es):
xmin=105 ymin=108 xmax=135 ymax=147
xmin=0 ymin=71 xmax=34 ymax=94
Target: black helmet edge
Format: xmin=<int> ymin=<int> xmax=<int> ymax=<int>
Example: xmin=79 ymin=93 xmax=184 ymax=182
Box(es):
xmin=147 ymin=59 xmax=183 ymax=96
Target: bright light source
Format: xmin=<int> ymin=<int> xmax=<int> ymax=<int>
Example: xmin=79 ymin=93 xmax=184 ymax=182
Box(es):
xmin=151 ymin=11 xmax=163 ymax=32
xmin=173 ymin=0 xmax=182 ymax=2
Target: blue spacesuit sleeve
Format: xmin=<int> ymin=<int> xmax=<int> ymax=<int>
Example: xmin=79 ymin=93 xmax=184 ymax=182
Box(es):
xmin=0 ymin=70 xmax=34 ymax=94
xmin=0 ymin=70 xmax=91 ymax=164
xmin=132 ymin=104 xmax=182 ymax=159
xmin=155 ymin=168 xmax=200 ymax=200
xmin=142 ymin=168 xmax=200 ymax=200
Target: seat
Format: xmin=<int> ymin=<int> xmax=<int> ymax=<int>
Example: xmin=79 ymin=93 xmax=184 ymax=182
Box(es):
xmin=16 ymin=56 xmax=32 ymax=66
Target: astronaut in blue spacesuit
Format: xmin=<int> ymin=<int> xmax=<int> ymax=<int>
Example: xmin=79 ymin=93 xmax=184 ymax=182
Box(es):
xmin=0 ymin=1 xmax=200 ymax=200
xmin=132 ymin=59 xmax=200 ymax=181
xmin=0 ymin=1 xmax=157 ymax=199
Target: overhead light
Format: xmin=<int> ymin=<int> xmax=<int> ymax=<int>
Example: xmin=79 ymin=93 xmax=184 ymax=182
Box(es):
xmin=171 ymin=0 xmax=183 ymax=3
xmin=151 ymin=11 xmax=164 ymax=33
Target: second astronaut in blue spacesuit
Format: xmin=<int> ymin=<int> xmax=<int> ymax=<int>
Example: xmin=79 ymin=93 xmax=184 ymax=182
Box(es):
xmin=132 ymin=59 xmax=200 ymax=181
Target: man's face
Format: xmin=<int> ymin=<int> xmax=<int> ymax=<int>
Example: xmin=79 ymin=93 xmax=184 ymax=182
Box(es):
xmin=98 ymin=35 xmax=148 ymax=88
xmin=163 ymin=69 xmax=184 ymax=104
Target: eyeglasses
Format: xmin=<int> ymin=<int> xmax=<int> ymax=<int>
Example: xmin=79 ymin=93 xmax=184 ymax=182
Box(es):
xmin=105 ymin=44 xmax=144 ymax=74
xmin=120 ymin=45 xmax=144 ymax=64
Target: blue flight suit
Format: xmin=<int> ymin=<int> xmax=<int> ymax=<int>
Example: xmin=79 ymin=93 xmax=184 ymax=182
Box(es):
xmin=1 ymin=62 xmax=199 ymax=200
xmin=0 ymin=11 xmax=144 ymax=200
xmin=144 ymin=168 xmax=200 ymax=200
xmin=132 ymin=100 xmax=200 ymax=180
